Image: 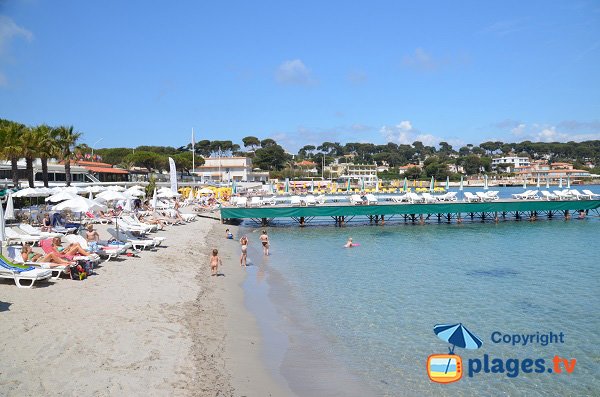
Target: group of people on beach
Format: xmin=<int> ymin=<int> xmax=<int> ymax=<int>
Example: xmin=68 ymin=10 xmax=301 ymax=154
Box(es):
xmin=210 ymin=229 xmax=270 ymax=276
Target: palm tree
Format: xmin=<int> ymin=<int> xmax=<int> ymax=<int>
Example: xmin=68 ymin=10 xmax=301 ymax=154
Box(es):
xmin=0 ymin=120 xmax=26 ymax=187
xmin=20 ymin=126 xmax=38 ymax=187
xmin=32 ymin=125 xmax=58 ymax=187
xmin=53 ymin=125 xmax=82 ymax=186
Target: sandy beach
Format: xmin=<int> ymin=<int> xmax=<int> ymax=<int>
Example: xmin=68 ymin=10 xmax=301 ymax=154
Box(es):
xmin=0 ymin=214 xmax=293 ymax=397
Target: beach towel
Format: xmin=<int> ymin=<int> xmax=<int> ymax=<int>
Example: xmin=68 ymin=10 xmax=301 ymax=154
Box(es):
xmin=0 ymin=255 xmax=35 ymax=273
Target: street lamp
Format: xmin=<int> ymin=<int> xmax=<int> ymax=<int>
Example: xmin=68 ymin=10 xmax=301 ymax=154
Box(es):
xmin=91 ymin=138 xmax=103 ymax=158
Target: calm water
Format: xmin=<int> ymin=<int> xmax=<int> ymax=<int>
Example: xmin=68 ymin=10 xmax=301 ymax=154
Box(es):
xmin=241 ymin=186 xmax=600 ymax=396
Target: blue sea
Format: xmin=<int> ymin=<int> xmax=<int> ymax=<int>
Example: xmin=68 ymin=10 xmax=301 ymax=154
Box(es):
xmin=240 ymin=186 xmax=600 ymax=397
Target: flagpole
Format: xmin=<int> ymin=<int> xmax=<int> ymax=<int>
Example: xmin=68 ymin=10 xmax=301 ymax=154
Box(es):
xmin=191 ymin=128 xmax=196 ymax=183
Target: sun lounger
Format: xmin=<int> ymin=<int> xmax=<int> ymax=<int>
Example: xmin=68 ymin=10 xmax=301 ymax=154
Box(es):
xmin=304 ymin=195 xmax=317 ymax=206
xmin=234 ymin=197 xmax=248 ymax=207
xmin=553 ymin=190 xmax=572 ymax=200
xmin=463 ymin=192 xmax=480 ymax=202
xmin=108 ymin=228 xmax=155 ymax=251
xmin=391 ymin=194 xmax=408 ymax=203
xmin=475 ymin=192 xmax=494 ymax=202
xmin=122 ymin=215 xmax=158 ymax=232
xmin=407 ymin=192 xmax=425 ymax=203
xmin=0 ymin=254 xmax=53 ymax=288
xmin=6 ymin=246 xmax=68 ymax=280
xmin=421 ymin=193 xmax=438 ymax=203
xmin=486 ymin=191 xmax=500 ymax=200
xmin=5 ymin=228 xmax=42 ymax=245
xmin=262 ymin=196 xmax=276 ymax=205
xmin=349 ymin=194 xmax=364 ymax=205
xmin=569 ymin=189 xmax=592 ymax=200
xmin=290 ymin=196 xmax=302 ymax=206
xmin=582 ymin=189 xmax=600 ymax=199
xmin=365 ymin=194 xmax=378 ymax=205
xmin=249 ymin=197 xmax=263 ymax=207
xmin=541 ymin=191 xmax=558 ymax=200
xmin=18 ymin=223 xmax=63 ymax=238
xmin=64 ymin=234 xmax=132 ymax=261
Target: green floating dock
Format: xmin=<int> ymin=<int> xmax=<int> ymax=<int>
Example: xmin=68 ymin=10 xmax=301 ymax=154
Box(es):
xmin=221 ymin=199 xmax=600 ymax=225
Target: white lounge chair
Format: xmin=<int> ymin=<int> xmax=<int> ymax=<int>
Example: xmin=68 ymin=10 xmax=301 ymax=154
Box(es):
xmin=463 ymin=192 xmax=480 ymax=202
xmin=541 ymin=191 xmax=558 ymax=200
xmin=18 ymin=223 xmax=63 ymax=238
xmin=122 ymin=215 xmax=158 ymax=232
xmin=421 ymin=193 xmax=437 ymax=203
xmin=476 ymin=192 xmax=494 ymax=202
xmin=304 ymin=195 xmax=317 ymax=206
xmin=262 ymin=196 xmax=277 ymax=205
xmin=349 ymin=194 xmax=364 ymax=205
xmin=6 ymin=246 xmax=68 ymax=280
xmin=365 ymin=194 xmax=378 ymax=205
xmin=5 ymin=228 xmax=41 ymax=245
xmin=235 ymin=197 xmax=248 ymax=207
xmin=569 ymin=189 xmax=591 ymax=200
xmin=249 ymin=196 xmax=263 ymax=207
xmin=486 ymin=191 xmax=500 ymax=200
xmin=290 ymin=196 xmax=302 ymax=206
xmin=0 ymin=254 xmax=53 ymax=288
xmin=553 ymin=190 xmax=572 ymax=200
xmin=582 ymin=189 xmax=600 ymax=199
xmin=315 ymin=195 xmax=326 ymax=204
xmin=407 ymin=192 xmax=425 ymax=203
xmin=108 ymin=228 xmax=155 ymax=251
xmin=391 ymin=194 xmax=408 ymax=203
xmin=437 ymin=192 xmax=457 ymax=201
xmin=64 ymin=234 xmax=132 ymax=261
xmin=512 ymin=190 xmax=532 ymax=199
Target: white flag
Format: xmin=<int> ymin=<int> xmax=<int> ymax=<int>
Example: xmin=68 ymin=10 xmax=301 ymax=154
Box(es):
xmin=169 ymin=157 xmax=177 ymax=193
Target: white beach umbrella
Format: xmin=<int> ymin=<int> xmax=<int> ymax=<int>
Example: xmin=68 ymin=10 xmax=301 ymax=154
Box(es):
xmin=53 ymin=196 xmax=107 ymax=213
xmin=12 ymin=187 xmax=44 ymax=198
xmin=4 ymin=193 xmax=15 ymax=220
xmin=88 ymin=191 xmax=94 ymax=200
xmin=64 ymin=186 xmax=82 ymax=194
xmin=124 ymin=187 xmax=145 ymax=197
xmin=123 ymin=197 xmax=133 ymax=212
xmin=46 ymin=191 xmax=78 ymax=203
xmin=49 ymin=187 xmax=63 ymax=194
xmin=96 ymin=190 xmax=128 ymax=201
xmin=151 ymin=188 xmax=157 ymax=208
xmin=106 ymin=185 xmax=125 ymax=192
xmin=158 ymin=190 xmax=181 ymax=198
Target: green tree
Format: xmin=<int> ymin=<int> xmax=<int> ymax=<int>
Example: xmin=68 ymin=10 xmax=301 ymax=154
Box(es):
xmin=53 ymin=125 xmax=82 ymax=186
xmin=124 ymin=151 xmax=164 ymax=172
xmin=260 ymin=138 xmax=277 ymax=148
xmin=0 ymin=120 xmax=26 ymax=187
xmin=403 ymin=166 xmax=422 ymax=179
xmin=254 ymin=144 xmax=288 ymax=170
xmin=32 ymin=125 xmax=58 ymax=187
xmin=460 ymin=155 xmax=483 ymax=175
xmin=242 ymin=136 xmax=260 ymax=151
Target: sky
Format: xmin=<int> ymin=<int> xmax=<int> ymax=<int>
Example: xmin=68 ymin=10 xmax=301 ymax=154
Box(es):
xmin=1 ymin=0 xmax=599 ymax=153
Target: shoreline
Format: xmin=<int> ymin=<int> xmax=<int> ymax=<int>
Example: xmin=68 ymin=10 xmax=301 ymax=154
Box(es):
xmin=0 ymin=215 xmax=289 ymax=396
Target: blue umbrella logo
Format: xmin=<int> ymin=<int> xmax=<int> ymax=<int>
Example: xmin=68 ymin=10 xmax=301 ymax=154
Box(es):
xmin=434 ymin=323 xmax=482 ymax=354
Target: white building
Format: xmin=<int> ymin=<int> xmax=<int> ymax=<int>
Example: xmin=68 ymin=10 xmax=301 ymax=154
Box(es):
xmin=491 ymin=156 xmax=530 ymax=171
xmin=195 ymin=157 xmax=269 ymax=183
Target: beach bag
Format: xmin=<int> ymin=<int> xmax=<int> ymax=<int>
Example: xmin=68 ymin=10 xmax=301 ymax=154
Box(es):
xmin=69 ymin=264 xmax=87 ymax=280
xmin=80 ymin=259 xmax=94 ymax=276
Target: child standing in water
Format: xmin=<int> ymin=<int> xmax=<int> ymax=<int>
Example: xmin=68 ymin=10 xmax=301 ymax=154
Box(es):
xmin=210 ymin=249 xmax=222 ymax=276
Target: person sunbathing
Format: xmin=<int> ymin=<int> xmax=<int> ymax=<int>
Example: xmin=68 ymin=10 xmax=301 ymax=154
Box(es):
xmin=21 ymin=244 xmax=72 ymax=266
xmin=138 ymin=214 xmax=166 ymax=230
xmin=51 ymin=237 xmax=93 ymax=258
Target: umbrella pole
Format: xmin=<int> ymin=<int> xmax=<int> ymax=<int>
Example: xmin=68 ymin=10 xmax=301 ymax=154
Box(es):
xmin=444 ymin=345 xmax=455 ymax=374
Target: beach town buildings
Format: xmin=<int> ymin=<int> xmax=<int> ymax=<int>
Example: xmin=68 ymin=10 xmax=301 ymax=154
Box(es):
xmin=195 ymin=156 xmax=269 ymax=183
xmin=398 ymin=164 xmax=421 ymax=175
xmin=514 ymin=160 xmax=592 ymax=183
xmin=324 ymin=161 xmax=378 ymax=185
xmin=491 ymin=156 xmax=531 ymax=172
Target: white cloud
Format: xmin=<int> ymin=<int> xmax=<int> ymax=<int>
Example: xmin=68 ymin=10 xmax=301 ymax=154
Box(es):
xmin=508 ymin=122 xmax=600 ymax=142
xmin=0 ymin=15 xmax=33 ymax=56
xmin=402 ymin=48 xmax=438 ymax=71
xmin=275 ymin=59 xmax=316 ymax=85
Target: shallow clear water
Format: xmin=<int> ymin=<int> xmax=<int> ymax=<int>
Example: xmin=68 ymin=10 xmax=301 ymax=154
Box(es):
xmin=241 ymin=186 xmax=600 ymax=396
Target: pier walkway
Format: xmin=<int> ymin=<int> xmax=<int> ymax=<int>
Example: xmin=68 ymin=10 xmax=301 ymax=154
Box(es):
xmin=220 ymin=199 xmax=600 ymax=226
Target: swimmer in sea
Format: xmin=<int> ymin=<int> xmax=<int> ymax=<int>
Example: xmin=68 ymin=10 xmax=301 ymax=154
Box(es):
xmin=344 ymin=237 xmax=354 ymax=248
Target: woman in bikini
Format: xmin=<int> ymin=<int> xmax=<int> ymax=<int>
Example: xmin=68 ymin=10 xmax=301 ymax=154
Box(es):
xmin=259 ymin=230 xmax=269 ymax=256
xmin=21 ymin=244 xmax=72 ymax=267
xmin=239 ymin=236 xmax=248 ymax=267
xmin=51 ymin=237 xmax=93 ymax=259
